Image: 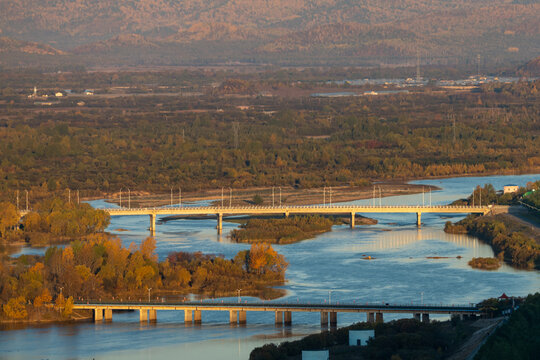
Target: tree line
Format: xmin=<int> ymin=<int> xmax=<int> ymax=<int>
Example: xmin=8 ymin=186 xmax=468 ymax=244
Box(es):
xmin=0 ymin=236 xmax=288 ymax=321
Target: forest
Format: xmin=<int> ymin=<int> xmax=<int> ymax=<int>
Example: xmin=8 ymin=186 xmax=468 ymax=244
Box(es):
xmin=475 ymin=293 xmax=540 ymax=360
xmin=0 ymin=73 xmax=539 ymax=200
xmin=0 ymin=236 xmax=288 ymax=321
xmin=0 ymin=198 xmax=110 ymax=246
xmin=249 ymin=316 xmax=476 ymax=360
xmin=445 ymin=214 xmax=539 ymax=269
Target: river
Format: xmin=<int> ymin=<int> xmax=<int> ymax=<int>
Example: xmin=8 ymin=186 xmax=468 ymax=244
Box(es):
xmin=1 ymin=174 xmax=539 ymax=359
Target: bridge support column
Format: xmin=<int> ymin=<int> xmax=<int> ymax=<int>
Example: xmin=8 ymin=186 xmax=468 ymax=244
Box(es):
xmin=184 ymin=310 xmax=193 ymax=323
xmin=350 ymin=212 xmax=355 ymax=228
xmin=217 ymin=213 xmax=223 ymax=234
xmin=422 ymin=313 xmax=429 ymax=323
xmin=414 ymin=313 xmax=421 ymax=321
xmin=194 ymin=310 xmax=202 ymax=324
xmin=376 ymin=312 xmax=383 ymax=323
xmin=330 ymin=312 xmax=337 ymax=327
xmin=416 ymin=212 xmax=421 ymax=227
xmin=229 ymin=310 xmax=237 ymax=324
xmin=104 ymin=309 xmax=112 ymax=322
xmin=139 ymin=309 xmax=148 ymax=322
xmin=149 ymin=214 xmax=156 ymax=234
xmin=149 ymin=309 xmax=157 ymax=322
xmin=284 ymin=311 xmax=292 ymax=326
xmin=321 ymin=311 xmax=328 ymax=327
xmin=367 ymin=312 xmax=375 ymax=323
xmin=275 ymin=311 xmax=283 ymax=325
xmin=94 ymin=308 xmax=103 ymax=322
xmin=238 ymin=310 xmax=247 ymax=324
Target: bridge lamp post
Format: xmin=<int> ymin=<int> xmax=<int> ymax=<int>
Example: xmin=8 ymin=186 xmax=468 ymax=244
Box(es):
xmin=170 ymin=187 xmax=173 ymax=207
xmin=329 ymin=187 xmax=332 ymax=206
xmin=421 ymin=292 xmax=424 ymax=305
xmin=147 ymin=287 xmax=152 ymax=302
xmin=128 ymin=188 xmax=131 ymax=209
xmin=229 ymin=188 xmax=232 ymax=207
xmin=25 ymin=190 xmax=28 ymax=211
xmin=119 ymin=188 xmax=122 ymax=208
xmin=272 ymin=187 xmax=275 ymax=207
xmin=16 ymin=190 xmax=19 ymax=211
xmin=323 ymin=187 xmax=326 ymax=206
xmin=279 ymin=187 xmax=282 ymax=207
xmin=237 ymin=289 xmax=242 ymax=303
xmin=328 ymin=290 xmax=333 ymax=305
xmin=221 ymin=187 xmax=224 ymax=208
xmin=179 ymin=187 xmax=182 ymax=208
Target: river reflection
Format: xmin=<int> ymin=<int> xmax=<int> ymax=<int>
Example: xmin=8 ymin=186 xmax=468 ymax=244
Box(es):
xmin=1 ymin=174 xmax=539 ymax=359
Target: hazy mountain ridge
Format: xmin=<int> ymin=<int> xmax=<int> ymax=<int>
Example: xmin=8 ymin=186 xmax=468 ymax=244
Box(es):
xmin=0 ymin=0 xmax=538 ymax=66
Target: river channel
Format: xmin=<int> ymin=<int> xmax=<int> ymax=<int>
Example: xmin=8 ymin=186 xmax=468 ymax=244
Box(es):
xmin=1 ymin=174 xmax=539 ymax=359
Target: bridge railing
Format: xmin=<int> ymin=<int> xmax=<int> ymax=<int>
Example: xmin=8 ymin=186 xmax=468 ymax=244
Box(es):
xmin=98 ymin=205 xmax=490 ymax=211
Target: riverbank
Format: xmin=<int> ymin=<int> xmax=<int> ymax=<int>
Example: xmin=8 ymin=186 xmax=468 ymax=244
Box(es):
xmin=101 ymin=183 xmax=440 ymax=208
xmin=444 ymin=214 xmax=540 ymax=269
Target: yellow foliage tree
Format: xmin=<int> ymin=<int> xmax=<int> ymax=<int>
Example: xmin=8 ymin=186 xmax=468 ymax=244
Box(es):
xmin=3 ymin=296 xmax=28 ymax=319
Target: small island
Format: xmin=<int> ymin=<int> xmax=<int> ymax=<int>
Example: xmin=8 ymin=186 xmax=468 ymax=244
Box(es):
xmin=468 ymin=257 xmax=501 ymax=270
xmin=229 ymin=215 xmax=377 ymax=244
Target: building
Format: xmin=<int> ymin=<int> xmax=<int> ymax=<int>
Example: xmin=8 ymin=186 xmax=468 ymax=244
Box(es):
xmin=302 ymin=350 xmax=329 ymax=360
xmin=503 ymin=185 xmax=519 ymax=194
xmin=349 ymin=330 xmax=375 ymax=346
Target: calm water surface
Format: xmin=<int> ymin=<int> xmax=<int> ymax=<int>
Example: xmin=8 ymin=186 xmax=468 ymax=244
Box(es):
xmin=1 ymin=174 xmax=539 ymax=359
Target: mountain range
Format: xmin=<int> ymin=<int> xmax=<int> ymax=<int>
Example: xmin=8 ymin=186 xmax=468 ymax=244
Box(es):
xmin=0 ymin=0 xmax=538 ymax=67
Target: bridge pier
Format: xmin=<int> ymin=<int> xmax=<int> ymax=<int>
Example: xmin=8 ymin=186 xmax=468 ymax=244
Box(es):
xmin=139 ymin=309 xmax=148 ymax=322
xmin=104 ymin=309 xmax=113 ymax=322
xmin=217 ymin=213 xmax=223 ymax=234
xmin=330 ymin=312 xmax=337 ymax=327
xmin=416 ymin=212 xmax=421 ymax=227
xmin=414 ymin=313 xmax=421 ymax=321
xmin=284 ymin=311 xmax=292 ymax=326
xmin=320 ymin=311 xmax=328 ymax=327
xmin=275 ymin=311 xmax=283 ymax=325
xmin=184 ymin=310 xmax=193 ymax=323
xmin=422 ymin=313 xmax=430 ymax=323
xmin=94 ymin=308 xmax=103 ymax=322
xmin=367 ymin=312 xmax=375 ymax=323
xmin=350 ymin=212 xmax=355 ymax=228
xmin=194 ymin=310 xmax=202 ymax=324
xmin=149 ymin=214 xmax=156 ymax=234
xmin=149 ymin=309 xmax=157 ymax=322
xmin=229 ymin=310 xmax=237 ymax=324
xmin=238 ymin=310 xmax=247 ymax=324
xmin=376 ymin=312 xmax=383 ymax=323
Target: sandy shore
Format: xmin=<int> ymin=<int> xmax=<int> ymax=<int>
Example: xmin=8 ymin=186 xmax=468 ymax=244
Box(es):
xmin=102 ymin=182 xmax=440 ymax=208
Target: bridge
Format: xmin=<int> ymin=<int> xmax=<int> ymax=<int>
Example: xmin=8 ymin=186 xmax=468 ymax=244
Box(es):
xmin=89 ymin=205 xmax=492 ymax=234
xmin=74 ymin=300 xmax=481 ymax=326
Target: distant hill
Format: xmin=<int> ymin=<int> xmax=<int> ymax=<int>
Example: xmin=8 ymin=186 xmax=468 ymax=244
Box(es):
xmin=0 ymin=0 xmax=538 ymax=67
xmin=0 ymin=36 xmax=64 ymax=55
xmin=518 ymin=56 xmax=540 ymax=76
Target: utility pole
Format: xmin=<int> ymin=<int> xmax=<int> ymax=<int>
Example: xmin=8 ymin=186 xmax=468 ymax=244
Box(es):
xmin=233 ymin=122 xmax=239 ymax=149
xmin=77 ymin=190 xmax=80 ymax=205
xmin=68 ymin=189 xmax=71 ymax=204
xmin=329 ymin=187 xmax=332 ymax=206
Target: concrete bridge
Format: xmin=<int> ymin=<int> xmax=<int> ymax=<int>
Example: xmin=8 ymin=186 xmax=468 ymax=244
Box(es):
xmin=90 ymin=205 xmax=492 ymax=234
xmin=74 ymin=300 xmax=481 ymax=326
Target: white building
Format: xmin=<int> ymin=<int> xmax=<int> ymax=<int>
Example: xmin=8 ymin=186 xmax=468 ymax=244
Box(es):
xmin=503 ymin=185 xmax=519 ymax=194
xmin=302 ymin=350 xmax=329 ymax=360
xmin=349 ymin=329 xmax=375 ymax=346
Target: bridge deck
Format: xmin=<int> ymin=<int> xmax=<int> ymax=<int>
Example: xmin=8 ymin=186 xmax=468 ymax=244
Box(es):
xmin=74 ymin=301 xmax=479 ymax=315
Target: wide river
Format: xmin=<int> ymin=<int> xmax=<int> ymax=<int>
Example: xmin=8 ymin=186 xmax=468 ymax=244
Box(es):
xmin=1 ymin=174 xmax=539 ymax=359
